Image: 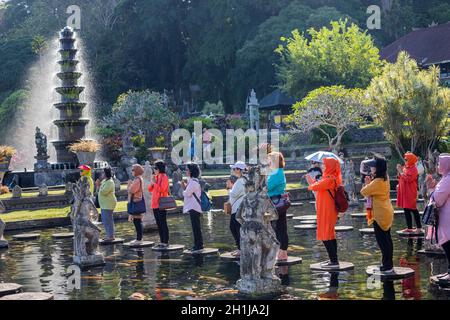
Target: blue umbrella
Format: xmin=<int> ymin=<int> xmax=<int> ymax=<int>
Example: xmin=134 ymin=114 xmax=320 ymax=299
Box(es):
xmin=304 ymin=151 xmax=344 ymax=164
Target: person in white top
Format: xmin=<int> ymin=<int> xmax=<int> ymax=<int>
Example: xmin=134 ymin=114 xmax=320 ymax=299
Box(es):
xmin=228 ymin=161 xmax=247 ymax=257
xmin=181 ymin=163 xmax=204 ymax=252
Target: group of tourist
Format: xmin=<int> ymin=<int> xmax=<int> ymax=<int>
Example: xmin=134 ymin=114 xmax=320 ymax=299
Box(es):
xmin=83 ymin=148 xmax=450 ymax=282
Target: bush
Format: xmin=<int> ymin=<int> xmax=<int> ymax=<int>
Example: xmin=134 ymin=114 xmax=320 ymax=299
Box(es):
xmin=68 ymin=140 xmax=101 ymax=153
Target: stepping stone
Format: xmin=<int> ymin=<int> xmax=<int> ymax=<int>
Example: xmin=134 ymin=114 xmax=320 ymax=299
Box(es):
xmin=220 ymin=252 xmax=240 ymax=261
xmin=276 ymin=256 xmax=302 ymax=266
xmin=391 ymin=199 xmax=397 ymax=202
xmin=299 ymin=220 xmax=316 ymax=225
xmin=366 ymin=265 xmax=415 ymax=280
xmin=123 ymin=241 xmax=155 ymax=248
xmin=309 ymin=201 xmax=316 ymax=205
xmin=291 ymin=202 xmax=303 ymax=207
xmin=0 ymin=240 xmax=8 ymax=249
xmin=310 ymin=261 xmax=354 ymax=272
xmin=183 ymin=248 xmax=219 ymax=256
xmin=286 ymin=214 xmax=294 ymax=219
xmin=0 ymin=283 xmax=23 ymax=297
xmin=12 ymin=233 xmax=40 ymax=241
xmin=359 ymin=199 xmax=366 ymax=202
xmin=418 ymin=198 xmax=425 ymax=203
xmin=351 ymin=213 xmax=367 ymax=218
xmin=396 ymin=230 xmax=425 ymax=237
xmin=152 ymin=244 xmax=185 ymax=252
xmin=99 ymin=238 xmax=124 ymax=246
xmin=293 ymin=215 xmax=317 ymax=221
xmin=335 ymin=226 xmax=354 ymax=232
xmin=417 ymin=249 xmax=446 ymax=257
xmin=0 ymin=292 xmax=54 ymax=300
xmin=430 ymin=275 xmax=450 ymax=288
xmin=394 ymin=210 xmax=404 ymax=214
xmin=52 ymin=232 xmax=74 ymax=239
xmin=294 ymin=224 xmax=317 ymax=230
xmin=359 ymin=228 xmax=375 ymax=235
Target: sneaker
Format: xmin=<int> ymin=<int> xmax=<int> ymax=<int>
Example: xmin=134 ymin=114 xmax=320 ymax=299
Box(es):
xmin=160 ymin=243 xmax=169 ymax=248
xmin=130 ymin=240 xmax=143 ymax=245
xmin=400 ymin=228 xmax=414 ymax=233
xmin=321 ymin=261 xmax=340 ymax=268
xmin=413 ymin=228 xmax=424 ymax=233
xmin=191 ymin=246 xmax=204 ymax=253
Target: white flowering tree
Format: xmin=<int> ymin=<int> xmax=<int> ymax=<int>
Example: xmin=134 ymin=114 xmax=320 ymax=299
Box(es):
xmin=291 ymin=85 xmax=371 ymax=152
xmin=100 ymin=90 xmax=180 ymax=148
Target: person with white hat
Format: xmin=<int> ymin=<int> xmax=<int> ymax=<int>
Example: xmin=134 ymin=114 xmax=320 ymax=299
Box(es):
xmin=228 ymin=161 xmax=247 ymax=257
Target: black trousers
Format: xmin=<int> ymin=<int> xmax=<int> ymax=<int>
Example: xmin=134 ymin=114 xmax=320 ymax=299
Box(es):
xmin=189 ymin=210 xmax=204 ymax=250
xmin=323 ymin=239 xmax=338 ymax=263
xmin=153 ymin=208 xmax=169 ymax=244
xmin=373 ymin=221 xmax=394 ymax=269
xmin=404 ymin=208 xmax=422 ymax=229
xmin=132 ymin=217 xmax=143 ymax=241
xmin=271 ymin=206 xmax=289 ymax=250
xmin=442 ymin=240 xmax=450 ymax=272
xmin=230 ymin=213 xmax=241 ymax=250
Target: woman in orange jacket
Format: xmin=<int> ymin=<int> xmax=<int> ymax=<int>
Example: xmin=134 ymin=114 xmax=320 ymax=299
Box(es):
xmin=148 ymin=160 xmax=170 ymax=248
xmin=306 ymin=157 xmax=342 ymax=268
xmin=397 ymin=152 xmax=422 ymax=233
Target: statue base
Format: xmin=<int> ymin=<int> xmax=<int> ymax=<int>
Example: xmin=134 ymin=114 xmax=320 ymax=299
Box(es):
xmin=73 ymin=254 xmax=105 ymax=268
xmin=236 ymin=277 xmax=281 ymax=295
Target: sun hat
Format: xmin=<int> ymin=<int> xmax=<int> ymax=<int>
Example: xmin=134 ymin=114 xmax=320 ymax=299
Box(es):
xmin=230 ymin=161 xmax=246 ymax=170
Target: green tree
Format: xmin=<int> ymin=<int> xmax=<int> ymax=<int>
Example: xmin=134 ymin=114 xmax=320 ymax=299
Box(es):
xmin=368 ymin=51 xmax=450 ymax=160
xmin=291 ymin=85 xmax=371 ymax=151
xmin=0 ymin=89 xmax=29 ymax=138
xmin=276 ymin=19 xmax=382 ymax=99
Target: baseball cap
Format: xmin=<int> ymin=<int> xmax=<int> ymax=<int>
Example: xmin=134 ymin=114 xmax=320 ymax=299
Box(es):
xmin=78 ymin=165 xmax=91 ymax=171
xmin=230 ymin=161 xmax=246 ymax=170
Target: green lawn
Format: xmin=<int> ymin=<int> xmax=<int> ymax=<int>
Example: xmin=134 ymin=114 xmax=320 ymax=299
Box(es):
xmin=0 ymin=200 xmax=185 ymax=223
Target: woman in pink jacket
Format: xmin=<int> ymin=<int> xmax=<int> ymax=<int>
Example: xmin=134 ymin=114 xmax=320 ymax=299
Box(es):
xmin=434 ymin=154 xmax=450 ymax=282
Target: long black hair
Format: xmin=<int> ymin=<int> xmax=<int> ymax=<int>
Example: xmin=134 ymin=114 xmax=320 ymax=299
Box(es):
xmin=154 ymin=160 xmax=166 ymax=174
xmin=187 ymin=162 xmax=200 ymax=178
xmin=104 ymin=167 xmax=113 ymax=180
xmin=374 ymin=156 xmax=388 ymax=181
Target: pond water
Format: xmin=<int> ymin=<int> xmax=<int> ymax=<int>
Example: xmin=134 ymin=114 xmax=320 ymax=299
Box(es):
xmin=0 ymin=203 xmax=449 ymax=300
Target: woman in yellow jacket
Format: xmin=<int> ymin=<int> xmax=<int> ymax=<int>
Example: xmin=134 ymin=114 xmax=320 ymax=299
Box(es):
xmin=360 ymin=156 xmax=395 ymax=273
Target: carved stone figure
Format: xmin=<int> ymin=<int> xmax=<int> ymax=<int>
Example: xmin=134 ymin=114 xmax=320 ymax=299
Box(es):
xmin=342 ymin=159 xmax=357 ymax=204
xmin=171 ymin=167 xmax=184 ymax=200
xmin=71 ymin=177 xmax=104 ymax=267
xmin=0 ymin=219 xmax=8 ymax=248
xmin=35 ymin=127 xmax=48 ymax=157
xmin=236 ymin=166 xmax=281 ymax=295
xmin=12 ymin=185 xmax=22 ymax=198
xmin=38 ymin=184 xmax=48 ymax=197
xmin=142 ymin=161 xmax=157 ymax=231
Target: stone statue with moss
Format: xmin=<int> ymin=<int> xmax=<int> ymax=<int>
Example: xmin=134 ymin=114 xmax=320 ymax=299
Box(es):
xmin=236 ymin=166 xmax=281 ymax=295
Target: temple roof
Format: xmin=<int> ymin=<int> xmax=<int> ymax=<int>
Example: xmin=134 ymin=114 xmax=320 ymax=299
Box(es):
xmin=380 ymin=22 xmax=450 ymax=66
xmin=259 ymin=89 xmax=296 ymax=111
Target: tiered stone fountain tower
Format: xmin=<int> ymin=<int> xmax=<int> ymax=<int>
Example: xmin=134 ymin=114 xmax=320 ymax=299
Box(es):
xmin=53 ymin=26 xmax=89 ymax=164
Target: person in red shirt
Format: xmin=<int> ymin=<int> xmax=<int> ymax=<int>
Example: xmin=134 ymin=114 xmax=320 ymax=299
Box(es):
xmin=148 ymin=160 xmax=170 ymax=248
xmin=397 ymin=152 xmax=422 ymax=233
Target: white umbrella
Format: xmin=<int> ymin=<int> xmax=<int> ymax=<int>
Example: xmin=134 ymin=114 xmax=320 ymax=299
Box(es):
xmin=304 ymin=151 xmax=344 ymax=164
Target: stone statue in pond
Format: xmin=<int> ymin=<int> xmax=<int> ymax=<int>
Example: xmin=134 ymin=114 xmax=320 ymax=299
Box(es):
xmin=236 ymin=166 xmax=281 ymax=295
xmin=35 ymin=127 xmax=48 ymax=157
xmin=0 ymin=219 xmax=8 ymax=248
xmin=71 ymin=177 xmax=104 ymax=267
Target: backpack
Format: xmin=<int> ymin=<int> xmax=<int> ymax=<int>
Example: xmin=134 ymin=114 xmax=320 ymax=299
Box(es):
xmin=192 ymin=179 xmax=212 ymax=212
xmin=327 ymin=178 xmax=349 ymax=213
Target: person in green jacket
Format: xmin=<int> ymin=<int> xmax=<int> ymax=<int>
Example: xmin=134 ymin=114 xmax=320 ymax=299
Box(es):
xmin=95 ymin=167 xmax=117 ymax=241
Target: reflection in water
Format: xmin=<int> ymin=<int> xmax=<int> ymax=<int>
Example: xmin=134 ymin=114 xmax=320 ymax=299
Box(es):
xmin=0 ymin=204 xmax=448 ymax=300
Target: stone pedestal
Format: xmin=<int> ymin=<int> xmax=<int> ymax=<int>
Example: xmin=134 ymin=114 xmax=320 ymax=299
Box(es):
xmin=34 ymin=155 xmax=50 ymax=171
xmin=236 ymin=277 xmax=281 ymax=295
xmin=73 ymin=254 xmax=105 ymax=268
